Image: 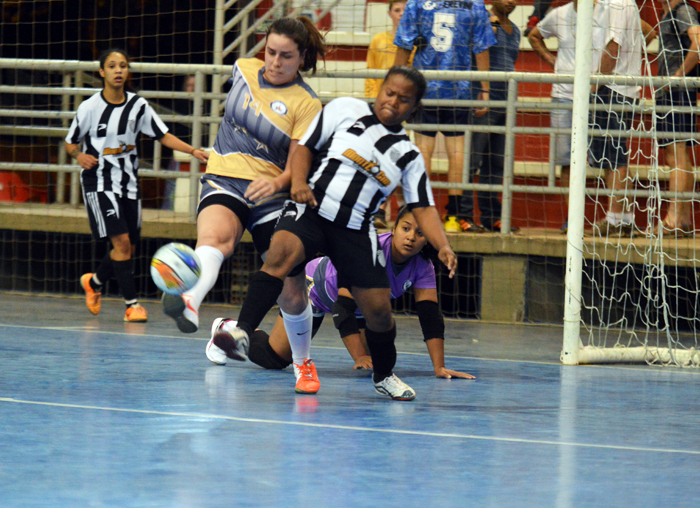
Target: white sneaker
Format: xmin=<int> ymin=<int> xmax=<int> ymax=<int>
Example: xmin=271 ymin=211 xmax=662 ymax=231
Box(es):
xmin=373 ymin=373 xmax=416 ymax=401
xmin=162 ymin=293 xmax=199 ymax=333
xmin=205 ymin=318 xmax=228 ymax=365
xmin=205 ymin=318 xmax=249 ymax=365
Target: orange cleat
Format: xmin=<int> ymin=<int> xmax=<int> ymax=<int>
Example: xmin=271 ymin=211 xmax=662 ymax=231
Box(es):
xmin=293 ymin=359 xmax=320 ymax=394
xmin=124 ymin=304 xmax=148 ymax=322
xmin=80 ymin=273 xmax=101 ymax=315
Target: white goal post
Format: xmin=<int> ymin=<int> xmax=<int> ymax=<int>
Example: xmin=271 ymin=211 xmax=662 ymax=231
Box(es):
xmin=561 ymin=0 xmax=700 ymax=367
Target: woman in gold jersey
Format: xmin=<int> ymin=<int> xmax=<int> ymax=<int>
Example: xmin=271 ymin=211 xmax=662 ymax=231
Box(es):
xmin=162 ymin=17 xmax=326 ymax=334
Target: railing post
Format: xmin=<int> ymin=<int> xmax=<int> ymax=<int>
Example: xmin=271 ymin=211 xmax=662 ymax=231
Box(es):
xmin=501 ymin=78 xmax=518 ymax=233
xmin=70 ymin=71 xmax=84 ymax=206
xmin=189 ymin=71 xmax=205 ymax=221
xmin=462 ymin=127 xmax=472 ymax=188
xmin=56 ymin=72 xmax=72 ymax=204
xmin=210 ymin=0 xmax=226 ymax=147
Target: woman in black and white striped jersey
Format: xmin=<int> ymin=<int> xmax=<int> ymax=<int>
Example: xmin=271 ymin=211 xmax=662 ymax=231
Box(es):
xmin=207 ymin=66 xmax=458 ymax=401
xmin=65 ymin=48 xmax=208 ymax=322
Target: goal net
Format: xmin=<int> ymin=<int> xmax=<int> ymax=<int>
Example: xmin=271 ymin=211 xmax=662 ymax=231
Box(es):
xmin=562 ymin=0 xmax=700 ymax=367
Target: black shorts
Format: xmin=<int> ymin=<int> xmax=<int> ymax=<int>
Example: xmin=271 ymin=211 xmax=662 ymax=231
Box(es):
xmin=275 ymin=201 xmax=390 ymax=290
xmin=656 ymin=87 xmax=697 ymax=146
xmin=416 ymin=105 xmax=470 ymax=137
xmin=83 ymin=190 xmax=141 ymax=244
xmin=588 ymin=86 xmax=635 ymax=170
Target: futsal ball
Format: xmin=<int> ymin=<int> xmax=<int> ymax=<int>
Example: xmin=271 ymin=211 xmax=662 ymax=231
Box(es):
xmin=150 ymin=243 xmax=201 ymax=295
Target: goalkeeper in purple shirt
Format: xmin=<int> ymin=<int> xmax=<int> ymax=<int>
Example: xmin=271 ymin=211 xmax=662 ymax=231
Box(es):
xmin=246 ymin=207 xmax=474 ymax=379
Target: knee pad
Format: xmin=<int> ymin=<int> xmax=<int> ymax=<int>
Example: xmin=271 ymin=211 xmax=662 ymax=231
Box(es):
xmin=247 ymin=330 xmax=292 ymax=370
xmin=332 ymin=295 xmax=360 ymax=338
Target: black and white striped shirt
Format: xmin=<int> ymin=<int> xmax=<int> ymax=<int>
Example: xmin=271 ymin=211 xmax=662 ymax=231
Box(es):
xmin=301 ymin=97 xmax=434 ymax=231
xmin=65 ymin=91 xmax=168 ymax=199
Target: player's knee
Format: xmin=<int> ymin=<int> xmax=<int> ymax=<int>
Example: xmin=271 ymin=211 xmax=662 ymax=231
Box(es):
xmin=362 ymin=306 xmax=393 ymax=332
xmin=278 ymin=278 xmax=307 ymax=314
xmin=247 ymin=330 xmax=292 ymax=370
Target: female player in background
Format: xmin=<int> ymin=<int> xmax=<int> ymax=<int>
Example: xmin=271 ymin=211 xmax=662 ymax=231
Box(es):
xmin=246 ymin=207 xmax=474 ymax=381
xmin=66 ymin=48 xmax=208 ymax=322
xmin=161 ymin=17 xmax=326 ymax=334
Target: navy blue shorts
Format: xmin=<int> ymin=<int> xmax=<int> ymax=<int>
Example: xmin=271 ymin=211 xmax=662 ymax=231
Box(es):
xmin=588 ymin=86 xmax=636 ymax=170
xmin=656 ymin=87 xmax=697 ymax=146
xmin=415 ymin=106 xmax=470 ymax=137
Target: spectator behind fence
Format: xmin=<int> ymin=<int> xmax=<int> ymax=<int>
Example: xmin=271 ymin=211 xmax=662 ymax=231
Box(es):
xmin=461 ymin=0 xmax=521 ymax=233
xmin=528 ymin=0 xmax=606 ymax=233
xmin=589 ymin=0 xmax=654 ymax=238
xmin=394 ymin=0 xmax=497 ymax=234
xmin=365 ymin=0 xmax=413 ymax=228
xmin=524 ymin=0 xmax=553 ymax=36
xmin=655 ymin=0 xmax=700 ymax=237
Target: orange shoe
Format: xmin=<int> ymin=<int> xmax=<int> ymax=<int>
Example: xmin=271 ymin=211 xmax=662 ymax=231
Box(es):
xmin=293 ymin=359 xmax=320 ymax=394
xmin=124 ymin=304 xmax=148 ymax=322
xmin=80 ymin=273 xmax=101 ymax=315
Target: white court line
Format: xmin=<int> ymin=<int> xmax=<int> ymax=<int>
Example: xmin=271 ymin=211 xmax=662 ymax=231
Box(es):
xmin=1 ymin=396 xmax=698 ymax=456
xmin=3 ymin=322 xmax=700 ymax=373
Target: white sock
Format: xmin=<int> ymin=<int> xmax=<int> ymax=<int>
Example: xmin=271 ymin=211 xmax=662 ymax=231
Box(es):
xmin=184 ymin=245 xmax=225 ymax=310
xmin=281 ymin=302 xmax=313 ymax=366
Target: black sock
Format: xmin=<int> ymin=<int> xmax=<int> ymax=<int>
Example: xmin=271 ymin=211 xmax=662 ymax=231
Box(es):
xmin=446 ymin=195 xmax=461 ymax=216
xmin=113 ymin=259 xmax=137 ymax=305
xmin=92 ymin=252 xmax=114 ymax=290
xmin=365 ymin=325 xmax=397 ymax=382
xmin=237 ymin=271 xmax=284 ymax=337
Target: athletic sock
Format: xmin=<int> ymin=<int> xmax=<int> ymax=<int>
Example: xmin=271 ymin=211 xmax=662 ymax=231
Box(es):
xmin=184 ymin=246 xmax=225 ymax=309
xmin=93 ymin=252 xmax=114 ymax=290
xmin=281 ymin=302 xmax=313 ymax=365
xmin=236 ymin=271 xmax=285 ymax=337
xmin=365 ymin=324 xmax=397 ymax=383
xmin=446 ymin=194 xmax=460 ymax=216
xmin=113 ymin=259 xmax=137 ymax=304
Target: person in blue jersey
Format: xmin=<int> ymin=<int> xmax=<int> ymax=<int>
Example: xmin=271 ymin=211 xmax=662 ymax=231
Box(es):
xmin=461 ymin=0 xmax=521 ymax=233
xmin=394 ymin=0 xmax=497 ymax=234
xmin=245 ymin=207 xmax=474 ymax=380
xmin=66 ymin=48 xmax=208 ymax=323
xmin=161 ymin=17 xmax=326 ymax=333
xmin=206 ymin=67 xmax=458 ymax=402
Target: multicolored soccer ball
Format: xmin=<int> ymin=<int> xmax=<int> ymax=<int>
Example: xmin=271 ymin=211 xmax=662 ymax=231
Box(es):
xmin=150 ymin=243 xmax=201 ymax=295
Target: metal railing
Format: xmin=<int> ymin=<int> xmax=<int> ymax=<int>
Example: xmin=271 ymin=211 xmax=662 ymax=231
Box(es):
xmin=1 ymin=57 xmax=699 ymax=226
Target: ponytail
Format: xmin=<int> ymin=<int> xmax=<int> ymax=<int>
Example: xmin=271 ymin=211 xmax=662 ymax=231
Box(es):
xmin=267 ymin=16 xmax=327 ymax=74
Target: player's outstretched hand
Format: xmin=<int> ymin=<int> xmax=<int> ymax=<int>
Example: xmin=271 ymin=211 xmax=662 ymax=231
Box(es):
xmin=436 ymin=367 xmax=475 ymax=379
xmin=291 ymin=182 xmax=317 ymax=207
xmin=192 ymin=149 xmax=209 ymax=163
xmin=353 ymin=355 xmax=373 ymax=370
xmin=438 ymin=245 xmax=458 ymax=279
xmin=244 ymin=177 xmax=278 ymax=203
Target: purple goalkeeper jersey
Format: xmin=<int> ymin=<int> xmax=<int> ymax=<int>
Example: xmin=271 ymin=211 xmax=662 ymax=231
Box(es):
xmin=306 ymin=232 xmax=437 ymax=314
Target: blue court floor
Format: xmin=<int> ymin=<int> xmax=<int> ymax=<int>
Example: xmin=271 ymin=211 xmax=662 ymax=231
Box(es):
xmin=1 ymin=293 xmax=699 ymax=508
